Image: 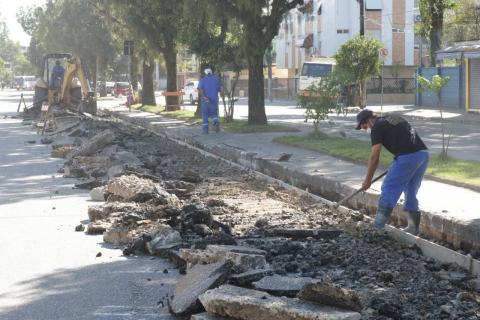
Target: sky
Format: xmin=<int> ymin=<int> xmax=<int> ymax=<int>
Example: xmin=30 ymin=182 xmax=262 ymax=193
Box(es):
xmin=0 ymin=0 xmax=45 ymax=46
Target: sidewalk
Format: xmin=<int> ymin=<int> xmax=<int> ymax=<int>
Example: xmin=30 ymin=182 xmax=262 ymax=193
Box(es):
xmin=105 ymin=104 xmax=480 ymax=254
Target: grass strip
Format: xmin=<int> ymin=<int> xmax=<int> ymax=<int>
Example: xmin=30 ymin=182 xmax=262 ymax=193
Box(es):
xmin=132 ymin=104 xmax=297 ymax=133
xmin=274 ymin=132 xmax=480 ymax=187
xmin=221 ymin=120 xmax=299 ymax=133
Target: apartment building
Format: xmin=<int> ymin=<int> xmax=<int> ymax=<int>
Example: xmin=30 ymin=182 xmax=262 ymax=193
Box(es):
xmin=275 ymin=0 xmax=416 ymax=73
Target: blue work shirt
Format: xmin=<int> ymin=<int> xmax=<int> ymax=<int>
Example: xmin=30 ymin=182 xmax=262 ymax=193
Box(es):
xmin=198 ymin=74 xmax=221 ymax=104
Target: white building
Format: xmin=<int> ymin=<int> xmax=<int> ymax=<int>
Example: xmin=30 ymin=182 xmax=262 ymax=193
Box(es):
xmin=275 ymin=0 xmax=416 ymax=73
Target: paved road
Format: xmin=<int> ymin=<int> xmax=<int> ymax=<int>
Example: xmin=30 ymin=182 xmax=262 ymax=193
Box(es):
xmin=0 ymin=89 xmax=180 ymax=320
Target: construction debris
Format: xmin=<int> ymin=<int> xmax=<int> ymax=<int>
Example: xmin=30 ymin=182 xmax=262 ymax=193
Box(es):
xmin=41 ymin=116 xmax=480 ymax=319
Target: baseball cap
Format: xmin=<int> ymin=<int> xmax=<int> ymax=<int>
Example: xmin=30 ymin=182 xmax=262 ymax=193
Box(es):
xmin=355 ymin=109 xmax=374 ymax=130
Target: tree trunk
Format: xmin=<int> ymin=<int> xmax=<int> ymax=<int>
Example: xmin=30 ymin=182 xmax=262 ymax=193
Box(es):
xmin=429 ymin=5 xmax=444 ymax=67
xmin=142 ymin=59 xmax=156 ymax=106
xmin=194 ymin=64 xmax=203 ymax=118
xmin=265 ymin=46 xmax=273 ymax=102
xmin=247 ymin=54 xmax=267 ymax=125
xmin=163 ymin=47 xmax=178 ymax=111
xmin=130 ymin=54 xmax=139 ymax=90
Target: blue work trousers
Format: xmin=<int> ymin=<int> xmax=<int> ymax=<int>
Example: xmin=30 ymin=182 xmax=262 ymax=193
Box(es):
xmin=201 ymin=99 xmax=219 ymax=133
xmin=379 ymin=150 xmax=429 ymax=211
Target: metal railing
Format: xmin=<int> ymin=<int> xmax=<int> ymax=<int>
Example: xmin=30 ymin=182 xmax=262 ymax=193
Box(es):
xmin=367 ymin=77 xmax=416 ymax=94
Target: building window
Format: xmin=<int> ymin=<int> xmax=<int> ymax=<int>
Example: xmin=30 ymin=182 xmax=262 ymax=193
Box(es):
xmin=337 ymin=29 xmax=349 ymax=34
xmin=318 ymin=4 xmax=322 ymax=15
xmin=392 ymin=28 xmax=404 ymax=33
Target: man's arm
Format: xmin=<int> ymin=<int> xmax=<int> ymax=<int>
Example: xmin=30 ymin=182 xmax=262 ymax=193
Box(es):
xmin=362 ymin=143 xmax=382 ymax=190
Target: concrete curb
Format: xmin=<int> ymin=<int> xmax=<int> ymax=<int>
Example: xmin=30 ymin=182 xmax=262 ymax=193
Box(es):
xmin=106 ymin=109 xmax=480 ymax=276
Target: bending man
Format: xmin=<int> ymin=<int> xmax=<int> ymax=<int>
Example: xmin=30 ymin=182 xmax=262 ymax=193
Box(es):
xmin=356 ymin=109 xmax=429 ymax=235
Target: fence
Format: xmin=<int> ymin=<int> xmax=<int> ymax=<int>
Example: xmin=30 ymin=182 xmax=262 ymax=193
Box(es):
xmin=227 ymin=78 xmax=299 ymax=100
xmin=367 ymin=78 xmax=416 ymax=94
xmin=416 ymin=66 xmax=464 ymax=109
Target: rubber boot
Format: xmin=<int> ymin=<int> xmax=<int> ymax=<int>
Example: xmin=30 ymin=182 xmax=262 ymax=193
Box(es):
xmin=373 ymin=206 xmax=394 ymax=229
xmin=213 ymin=121 xmax=220 ymax=133
xmin=402 ymin=210 xmax=421 ymax=236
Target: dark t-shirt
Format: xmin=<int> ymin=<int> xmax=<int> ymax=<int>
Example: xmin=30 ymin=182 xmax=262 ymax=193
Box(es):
xmin=371 ymin=115 xmax=427 ymax=156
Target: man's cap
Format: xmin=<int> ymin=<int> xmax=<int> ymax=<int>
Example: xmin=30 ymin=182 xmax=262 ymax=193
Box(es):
xmin=355 ymin=109 xmax=374 ymax=130
xmin=204 ymin=68 xmax=212 ymax=75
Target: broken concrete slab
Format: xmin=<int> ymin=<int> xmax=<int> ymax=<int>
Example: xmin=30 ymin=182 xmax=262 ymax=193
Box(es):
xmin=180 ymin=249 xmax=224 ymax=267
xmin=68 ymin=130 xmax=115 ymax=159
xmin=86 ymin=221 xmax=110 ymax=235
xmin=180 ymin=247 xmax=267 ymax=272
xmin=153 ymin=247 xmax=187 ymax=274
xmin=51 ymin=144 xmax=75 ymax=158
xmin=105 ymin=175 xmax=158 ymax=200
xmin=199 ymin=285 xmax=361 ymax=320
xmin=229 ymin=269 xmax=274 ymax=286
xmin=253 ymin=275 xmax=314 ymax=297
xmin=90 ymin=186 xmax=105 ymax=201
xmin=298 ymin=281 xmax=363 ymax=312
xmin=145 ymin=225 xmax=183 ymax=253
xmin=87 ymin=202 xmax=142 ymax=221
xmin=225 ymin=252 xmax=266 ymax=272
xmin=268 ymin=228 xmax=342 ymax=240
xmin=169 ymin=260 xmax=234 ymax=315
xmin=190 ymin=312 xmax=232 ymax=320
xmin=206 ymin=245 xmax=266 ymax=256
xmin=103 ymin=225 xmax=130 ymax=244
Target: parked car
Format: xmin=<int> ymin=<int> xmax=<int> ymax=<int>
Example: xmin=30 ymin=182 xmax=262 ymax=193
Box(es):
xmin=182 ymin=80 xmax=199 ymax=105
xmin=113 ymin=82 xmax=131 ymax=97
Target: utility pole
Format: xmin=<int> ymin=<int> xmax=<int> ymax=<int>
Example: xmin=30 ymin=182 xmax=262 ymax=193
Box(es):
xmin=357 ymin=0 xmax=365 ymax=36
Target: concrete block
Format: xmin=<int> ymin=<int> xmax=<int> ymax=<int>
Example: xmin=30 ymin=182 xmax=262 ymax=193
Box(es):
xmin=253 ymin=275 xmax=314 ymax=297
xmin=199 ymin=285 xmax=361 ymax=320
xmin=230 ymin=269 xmax=274 ymax=286
xmin=169 ymin=261 xmax=234 ymax=315
xmin=299 ymin=281 xmax=363 ymax=312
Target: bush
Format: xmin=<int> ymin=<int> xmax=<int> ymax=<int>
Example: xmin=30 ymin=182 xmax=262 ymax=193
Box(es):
xmin=297 ymin=77 xmax=338 ymax=132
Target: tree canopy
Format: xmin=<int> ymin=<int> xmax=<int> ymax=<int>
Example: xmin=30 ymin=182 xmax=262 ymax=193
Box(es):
xmin=418 ymin=0 xmax=456 ymax=66
xmin=334 ymin=36 xmax=382 ymax=108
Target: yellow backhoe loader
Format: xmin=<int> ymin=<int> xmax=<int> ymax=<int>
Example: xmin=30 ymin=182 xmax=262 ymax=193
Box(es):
xmin=33 ymin=53 xmax=97 ymax=116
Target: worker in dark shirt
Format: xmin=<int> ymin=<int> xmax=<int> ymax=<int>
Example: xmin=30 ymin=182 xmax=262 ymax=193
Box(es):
xmin=51 ymin=60 xmax=65 ymax=89
xmin=356 ymin=109 xmax=429 ymax=235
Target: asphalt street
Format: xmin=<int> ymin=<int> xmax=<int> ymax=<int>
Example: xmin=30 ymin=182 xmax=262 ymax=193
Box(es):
xmin=0 ymin=89 xmax=180 ymax=320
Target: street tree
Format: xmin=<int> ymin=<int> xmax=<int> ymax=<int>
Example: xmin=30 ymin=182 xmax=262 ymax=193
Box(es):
xmin=418 ymin=0 xmax=456 ymax=66
xmin=17 ymin=1 xmax=116 ymax=87
xmin=180 ymin=0 xmax=246 ymax=121
xmin=98 ymin=0 xmax=183 ymax=110
xmin=214 ymin=0 xmax=305 ymax=125
xmin=0 ymin=14 xmax=35 ymax=80
xmin=334 ymin=36 xmax=383 ymax=109
xmin=416 ymin=74 xmax=451 ymax=160
xmin=444 ymin=0 xmax=480 ymax=43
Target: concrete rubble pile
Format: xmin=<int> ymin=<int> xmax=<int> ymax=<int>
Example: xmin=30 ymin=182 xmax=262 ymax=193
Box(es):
xmin=45 ymin=117 xmax=479 ymax=320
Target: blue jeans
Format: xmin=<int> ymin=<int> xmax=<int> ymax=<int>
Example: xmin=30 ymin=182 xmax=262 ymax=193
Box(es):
xmin=379 ymin=150 xmax=429 ymax=211
xmin=201 ymin=99 xmax=219 ymax=133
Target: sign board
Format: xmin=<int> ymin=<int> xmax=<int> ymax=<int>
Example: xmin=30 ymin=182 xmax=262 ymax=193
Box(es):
xmin=379 ymin=48 xmax=389 ymax=57
xmin=124 ymin=40 xmax=134 ymax=55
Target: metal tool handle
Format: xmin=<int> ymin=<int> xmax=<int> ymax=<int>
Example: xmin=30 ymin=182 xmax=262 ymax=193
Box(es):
xmin=336 ymin=170 xmax=388 ymax=207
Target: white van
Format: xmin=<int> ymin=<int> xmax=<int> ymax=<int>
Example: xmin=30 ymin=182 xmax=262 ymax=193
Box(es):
xmin=299 ymin=58 xmax=336 ymax=92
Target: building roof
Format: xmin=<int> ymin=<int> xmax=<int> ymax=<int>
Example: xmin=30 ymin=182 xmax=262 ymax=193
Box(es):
xmin=436 ymin=41 xmax=480 ymax=60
